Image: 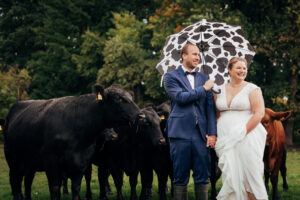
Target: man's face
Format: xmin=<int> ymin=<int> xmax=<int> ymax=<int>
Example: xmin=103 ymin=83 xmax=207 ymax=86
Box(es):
xmin=182 ymin=45 xmax=200 ymax=70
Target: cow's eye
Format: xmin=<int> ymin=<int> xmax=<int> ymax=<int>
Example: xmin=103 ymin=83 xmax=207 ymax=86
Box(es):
xmin=262 ymin=120 xmax=269 ymax=125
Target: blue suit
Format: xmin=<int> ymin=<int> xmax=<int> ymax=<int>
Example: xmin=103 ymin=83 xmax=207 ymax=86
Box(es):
xmin=163 ymin=66 xmax=217 ymax=185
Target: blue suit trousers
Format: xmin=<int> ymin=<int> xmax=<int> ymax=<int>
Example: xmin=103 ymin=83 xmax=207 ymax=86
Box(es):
xmin=170 ymin=136 xmax=211 ymax=186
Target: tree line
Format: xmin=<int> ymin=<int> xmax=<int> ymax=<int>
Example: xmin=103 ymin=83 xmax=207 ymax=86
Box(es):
xmin=0 ymin=0 xmax=298 ymax=143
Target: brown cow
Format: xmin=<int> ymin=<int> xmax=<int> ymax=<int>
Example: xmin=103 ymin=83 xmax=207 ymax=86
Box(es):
xmin=261 ymin=108 xmax=292 ymax=200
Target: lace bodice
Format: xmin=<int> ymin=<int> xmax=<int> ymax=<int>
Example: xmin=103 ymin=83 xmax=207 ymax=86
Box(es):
xmin=216 ymin=83 xmax=259 ymax=112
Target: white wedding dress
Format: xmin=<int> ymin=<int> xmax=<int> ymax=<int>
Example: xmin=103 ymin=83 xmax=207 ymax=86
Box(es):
xmin=215 ymin=83 xmax=268 ymax=200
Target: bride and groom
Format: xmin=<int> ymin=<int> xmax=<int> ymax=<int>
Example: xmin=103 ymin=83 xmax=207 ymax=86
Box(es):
xmin=163 ymin=43 xmax=268 ymax=200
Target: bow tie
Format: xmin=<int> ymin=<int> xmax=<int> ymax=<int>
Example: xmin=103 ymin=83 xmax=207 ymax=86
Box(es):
xmin=185 ymin=71 xmax=196 ymax=76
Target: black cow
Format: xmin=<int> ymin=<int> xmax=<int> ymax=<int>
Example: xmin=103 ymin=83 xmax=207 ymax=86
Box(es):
xmin=3 ymin=84 xmax=141 ymax=200
xmin=94 ymin=106 xmax=166 ymax=200
xmin=138 ymin=101 xmax=173 ymax=200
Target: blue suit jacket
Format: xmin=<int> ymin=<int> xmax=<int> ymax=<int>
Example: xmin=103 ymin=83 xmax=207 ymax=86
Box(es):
xmin=163 ymin=66 xmax=217 ymax=140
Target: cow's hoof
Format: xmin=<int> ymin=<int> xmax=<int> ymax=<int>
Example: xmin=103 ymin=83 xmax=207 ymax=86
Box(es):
xmin=116 ymin=195 xmax=124 ymax=200
xmin=145 ymin=188 xmax=152 ymax=199
xmin=159 ymin=193 xmax=167 ymax=200
xmin=24 ymin=195 xmax=32 ymax=200
xmin=63 ymin=190 xmax=69 ymax=195
xmin=105 ymin=186 xmax=113 ymax=195
xmin=99 ymin=196 xmax=108 ymax=200
xmin=130 ymin=195 xmax=138 ymax=200
xmin=85 ymin=193 xmax=92 ymax=200
xmin=13 ymin=194 xmax=24 ymax=200
xmin=283 ymin=183 xmax=288 ymax=191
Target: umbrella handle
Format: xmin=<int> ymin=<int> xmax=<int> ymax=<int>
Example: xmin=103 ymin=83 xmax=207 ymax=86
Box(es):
xmin=212 ymin=88 xmax=221 ymax=94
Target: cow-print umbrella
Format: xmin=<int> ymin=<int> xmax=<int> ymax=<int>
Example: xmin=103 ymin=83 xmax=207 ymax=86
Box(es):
xmin=156 ymin=19 xmax=255 ymax=93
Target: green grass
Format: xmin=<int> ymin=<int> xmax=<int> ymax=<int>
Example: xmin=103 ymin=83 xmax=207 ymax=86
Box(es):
xmin=0 ymin=145 xmax=299 ymax=200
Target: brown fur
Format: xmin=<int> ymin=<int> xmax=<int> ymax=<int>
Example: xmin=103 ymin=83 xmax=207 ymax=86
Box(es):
xmin=261 ymin=108 xmax=291 ymax=199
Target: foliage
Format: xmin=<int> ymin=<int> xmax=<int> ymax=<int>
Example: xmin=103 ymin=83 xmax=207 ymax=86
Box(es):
xmin=97 ymin=12 xmax=166 ymax=105
xmin=0 ymin=0 xmax=298 ymax=137
xmin=0 ymin=65 xmax=31 ymax=118
xmin=72 ymin=30 xmax=105 ymax=91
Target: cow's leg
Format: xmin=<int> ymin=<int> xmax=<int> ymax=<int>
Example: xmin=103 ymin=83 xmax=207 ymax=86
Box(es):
xmin=98 ymin=166 xmax=108 ymax=200
xmin=45 ymin=160 xmax=63 ymax=200
xmin=270 ymin=174 xmax=279 ymax=200
xmin=104 ymin=170 xmax=113 ymax=195
xmin=71 ymin=175 xmax=83 ymax=200
xmin=84 ymin=164 xmax=92 ymax=200
xmin=129 ymin=172 xmax=138 ymax=200
xmin=263 ymin=147 xmax=270 ymax=192
xmin=46 ymin=174 xmax=61 ymax=200
xmin=264 ymin=170 xmax=270 ymax=192
xmin=9 ymin=169 xmax=24 ymax=200
xmin=62 ymin=177 xmax=69 ymax=194
xmin=280 ymin=149 xmax=288 ymax=190
xmin=169 ymin=169 xmax=174 ymax=197
xmin=139 ymin=167 xmax=153 ymax=200
xmin=24 ymin=171 xmax=35 ymax=200
xmin=156 ymin=170 xmax=168 ymax=200
xmin=110 ymin=167 xmax=124 ymax=200
xmin=210 ymin=149 xmax=218 ymax=200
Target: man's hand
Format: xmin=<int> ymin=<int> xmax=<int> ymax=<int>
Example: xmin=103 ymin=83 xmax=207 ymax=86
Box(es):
xmin=206 ymin=135 xmax=217 ymax=148
xmin=203 ymin=80 xmax=215 ymax=91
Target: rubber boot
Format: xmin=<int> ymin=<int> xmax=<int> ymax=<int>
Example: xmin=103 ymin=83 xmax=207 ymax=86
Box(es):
xmin=195 ymin=184 xmax=208 ymax=200
xmin=173 ymin=185 xmax=188 ymax=200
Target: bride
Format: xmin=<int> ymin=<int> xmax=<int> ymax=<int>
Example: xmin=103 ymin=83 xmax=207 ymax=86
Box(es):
xmin=214 ymin=57 xmax=268 ymax=200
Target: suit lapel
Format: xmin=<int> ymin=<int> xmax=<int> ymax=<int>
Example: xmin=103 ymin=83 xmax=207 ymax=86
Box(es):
xmin=195 ymin=72 xmax=205 ymax=88
xmin=176 ymin=66 xmax=192 ymax=91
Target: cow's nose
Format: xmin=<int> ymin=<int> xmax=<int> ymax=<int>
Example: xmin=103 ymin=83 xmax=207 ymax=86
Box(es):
xmin=159 ymin=137 xmax=166 ymax=145
xmin=112 ymin=133 xmax=118 ymax=140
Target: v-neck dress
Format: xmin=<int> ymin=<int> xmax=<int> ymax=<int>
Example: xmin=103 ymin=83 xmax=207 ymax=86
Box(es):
xmin=215 ymin=83 xmax=268 ymax=200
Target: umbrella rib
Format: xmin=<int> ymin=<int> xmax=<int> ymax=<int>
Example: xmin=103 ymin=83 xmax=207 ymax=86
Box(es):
xmin=220 ymin=46 xmax=255 ymax=54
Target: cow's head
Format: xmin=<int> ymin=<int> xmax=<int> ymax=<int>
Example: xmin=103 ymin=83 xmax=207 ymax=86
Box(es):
xmin=262 ymin=108 xmax=292 ymax=130
xmin=261 ymin=108 xmax=292 ymax=147
xmin=144 ymin=101 xmax=170 ymax=138
xmin=136 ymin=107 xmax=166 ymax=146
xmin=94 ymin=84 xmax=140 ymax=127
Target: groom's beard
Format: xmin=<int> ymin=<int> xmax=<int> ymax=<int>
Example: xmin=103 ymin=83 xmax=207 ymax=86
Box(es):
xmin=185 ymin=60 xmax=196 ymax=70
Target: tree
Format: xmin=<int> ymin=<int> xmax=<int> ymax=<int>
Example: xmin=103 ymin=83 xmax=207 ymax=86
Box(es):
xmin=0 ymin=64 xmax=31 ymax=118
xmin=72 ymin=30 xmax=105 ymax=91
xmin=0 ymin=0 xmax=43 ymax=68
xmin=96 ymin=12 xmax=145 ymax=105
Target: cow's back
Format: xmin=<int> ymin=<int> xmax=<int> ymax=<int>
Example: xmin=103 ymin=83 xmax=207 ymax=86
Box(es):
xmin=4 ymin=94 xmax=103 ymax=170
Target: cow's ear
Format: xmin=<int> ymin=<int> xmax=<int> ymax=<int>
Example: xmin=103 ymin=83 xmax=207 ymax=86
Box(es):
xmin=271 ymin=110 xmax=292 ymax=121
xmin=94 ymin=85 xmax=105 ymax=101
xmin=138 ymin=113 xmax=147 ymax=123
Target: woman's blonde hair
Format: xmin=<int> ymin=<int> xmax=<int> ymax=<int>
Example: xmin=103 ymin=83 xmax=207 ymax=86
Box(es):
xmin=228 ymin=57 xmax=247 ymax=70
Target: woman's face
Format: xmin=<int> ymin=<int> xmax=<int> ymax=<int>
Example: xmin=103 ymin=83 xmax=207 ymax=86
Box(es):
xmin=229 ymin=61 xmax=248 ymax=81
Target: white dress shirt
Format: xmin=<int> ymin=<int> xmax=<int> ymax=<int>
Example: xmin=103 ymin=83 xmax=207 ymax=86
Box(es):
xmin=182 ymin=66 xmax=196 ymax=89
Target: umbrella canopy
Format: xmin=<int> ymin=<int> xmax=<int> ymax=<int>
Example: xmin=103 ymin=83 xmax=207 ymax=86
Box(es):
xmin=156 ymin=19 xmax=255 ymax=92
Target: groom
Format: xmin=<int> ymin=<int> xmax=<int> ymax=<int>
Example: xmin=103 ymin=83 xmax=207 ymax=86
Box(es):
xmin=163 ymin=43 xmax=217 ymax=200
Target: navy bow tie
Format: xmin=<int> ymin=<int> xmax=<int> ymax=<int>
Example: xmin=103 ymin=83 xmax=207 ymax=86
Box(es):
xmin=185 ymin=71 xmax=196 ymax=76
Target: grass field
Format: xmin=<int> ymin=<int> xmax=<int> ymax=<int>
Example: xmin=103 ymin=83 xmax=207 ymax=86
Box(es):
xmin=0 ymin=145 xmax=299 ymax=200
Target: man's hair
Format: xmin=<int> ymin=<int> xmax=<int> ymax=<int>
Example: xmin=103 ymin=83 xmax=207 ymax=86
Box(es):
xmin=181 ymin=43 xmax=197 ymax=60
xmin=228 ymin=57 xmax=247 ymax=70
